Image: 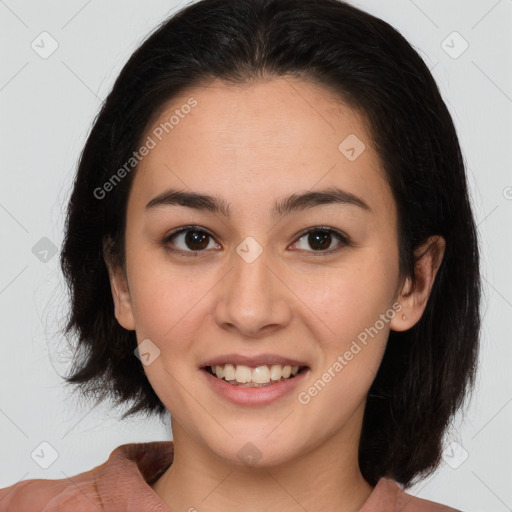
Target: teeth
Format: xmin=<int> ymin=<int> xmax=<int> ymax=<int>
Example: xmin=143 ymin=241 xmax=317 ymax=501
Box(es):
xmin=235 ymin=365 xmax=252 ymax=383
xmin=270 ymin=364 xmax=282 ymax=381
xmin=223 ymin=364 xmax=235 ymax=381
xmin=214 ymin=365 xmax=224 ymax=379
xmin=209 ymin=363 xmax=301 ymax=386
xmin=252 ymin=365 xmax=270 ymax=383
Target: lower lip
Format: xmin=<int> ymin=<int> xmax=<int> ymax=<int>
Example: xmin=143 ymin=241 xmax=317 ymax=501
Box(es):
xmin=200 ymin=368 xmax=309 ymax=406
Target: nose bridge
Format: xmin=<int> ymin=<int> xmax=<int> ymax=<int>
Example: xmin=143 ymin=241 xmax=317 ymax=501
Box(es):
xmin=214 ymin=237 xmax=292 ymax=335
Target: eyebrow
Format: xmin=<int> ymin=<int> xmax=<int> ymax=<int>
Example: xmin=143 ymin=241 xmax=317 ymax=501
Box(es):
xmin=145 ymin=186 xmax=371 ymax=217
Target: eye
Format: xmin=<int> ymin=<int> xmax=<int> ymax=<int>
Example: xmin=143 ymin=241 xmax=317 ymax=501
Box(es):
xmin=163 ymin=226 xmax=220 ymax=257
xmin=162 ymin=225 xmax=350 ymax=258
xmin=290 ymin=227 xmax=349 ymax=254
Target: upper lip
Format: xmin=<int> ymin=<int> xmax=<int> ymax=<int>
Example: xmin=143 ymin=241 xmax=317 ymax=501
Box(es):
xmin=200 ymin=353 xmax=309 ymax=368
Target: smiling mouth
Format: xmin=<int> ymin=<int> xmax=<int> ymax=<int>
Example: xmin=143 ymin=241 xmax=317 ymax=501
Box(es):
xmin=203 ymin=363 xmax=309 ymax=387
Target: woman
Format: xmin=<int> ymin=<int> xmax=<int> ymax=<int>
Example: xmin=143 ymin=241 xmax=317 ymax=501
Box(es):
xmin=0 ymin=0 xmax=479 ymax=510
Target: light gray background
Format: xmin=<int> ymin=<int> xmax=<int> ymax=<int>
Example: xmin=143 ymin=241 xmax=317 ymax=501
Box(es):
xmin=1 ymin=0 xmax=511 ymax=510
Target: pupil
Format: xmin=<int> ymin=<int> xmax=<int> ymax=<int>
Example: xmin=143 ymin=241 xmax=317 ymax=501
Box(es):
xmin=185 ymin=231 xmax=209 ymax=250
xmin=309 ymin=231 xmax=331 ymax=250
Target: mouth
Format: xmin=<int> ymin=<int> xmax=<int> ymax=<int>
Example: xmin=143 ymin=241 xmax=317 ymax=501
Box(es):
xmin=202 ymin=363 xmax=309 ymax=388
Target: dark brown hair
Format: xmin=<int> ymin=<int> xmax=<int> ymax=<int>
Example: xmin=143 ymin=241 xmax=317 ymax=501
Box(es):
xmin=60 ymin=0 xmax=481 ymax=488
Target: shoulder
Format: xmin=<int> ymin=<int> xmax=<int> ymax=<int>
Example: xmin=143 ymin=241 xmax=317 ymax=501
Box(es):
xmin=363 ymin=477 xmax=463 ymax=512
xmin=0 ymin=441 xmax=174 ymax=512
xmin=0 ymin=472 xmax=97 ymax=511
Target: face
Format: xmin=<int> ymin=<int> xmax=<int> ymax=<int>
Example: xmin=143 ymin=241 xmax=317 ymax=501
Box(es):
xmin=108 ymin=77 xmax=408 ymax=467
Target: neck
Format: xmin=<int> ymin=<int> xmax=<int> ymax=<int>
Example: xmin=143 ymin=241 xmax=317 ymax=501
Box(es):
xmin=151 ymin=408 xmax=374 ymax=512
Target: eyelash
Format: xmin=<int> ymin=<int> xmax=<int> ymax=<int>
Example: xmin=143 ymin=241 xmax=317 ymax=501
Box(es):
xmin=161 ymin=225 xmax=351 ymax=258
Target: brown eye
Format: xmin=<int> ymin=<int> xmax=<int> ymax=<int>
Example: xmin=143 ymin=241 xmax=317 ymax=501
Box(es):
xmin=164 ymin=228 xmax=219 ymax=254
xmin=292 ymin=228 xmax=349 ymax=253
xmin=163 ymin=225 xmax=349 ymax=258
xmin=182 ymin=230 xmax=210 ymax=250
xmin=307 ymin=230 xmax=332 ymax=251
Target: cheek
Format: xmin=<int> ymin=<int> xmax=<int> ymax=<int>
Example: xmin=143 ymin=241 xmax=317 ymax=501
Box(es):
xmin=126 ymin=245 xmax=210 ymax=341
xmin=296 ymin=249 xmax=398 ymax=342
xmin=295 ymin=276 xmax=393 ymax=434
xmin=291 ymin=248 xmax=397 ymax=419
xmin=126 ymin=264 xmax=209 ymax=415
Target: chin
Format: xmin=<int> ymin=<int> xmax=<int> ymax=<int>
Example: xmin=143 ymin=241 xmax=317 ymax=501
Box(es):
xmin=203 ymin=429 xmax=306 ymax=469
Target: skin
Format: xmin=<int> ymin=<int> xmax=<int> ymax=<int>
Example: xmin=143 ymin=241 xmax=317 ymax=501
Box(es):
xmin=106 ymin=76 xmax=445 ymax=512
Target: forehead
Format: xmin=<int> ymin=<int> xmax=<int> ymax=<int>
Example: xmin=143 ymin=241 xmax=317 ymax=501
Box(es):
xmin=128 ymin=77 xmax=394 ymax=222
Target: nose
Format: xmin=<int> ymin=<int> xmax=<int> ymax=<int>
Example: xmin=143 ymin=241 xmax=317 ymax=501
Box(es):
xmin=213 ymin=245 xmax=293 ymax=338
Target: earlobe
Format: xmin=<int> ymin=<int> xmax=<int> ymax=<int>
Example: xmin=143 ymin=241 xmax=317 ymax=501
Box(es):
xmin=103 ymin=243 xmax=136 ymax=332
xmin=390 ymin=235 xmax=446 ymax=332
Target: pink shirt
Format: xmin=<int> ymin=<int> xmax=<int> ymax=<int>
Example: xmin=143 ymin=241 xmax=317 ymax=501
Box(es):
xmin=0 ymin=441 xmax=461 ymax=511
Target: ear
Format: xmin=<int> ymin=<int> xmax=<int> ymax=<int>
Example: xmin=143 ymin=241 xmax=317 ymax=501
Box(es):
xmin=390 ymin=235 xmax=446 ymax=332
xmin=103 ymin=238 xmax=136 ymax=331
